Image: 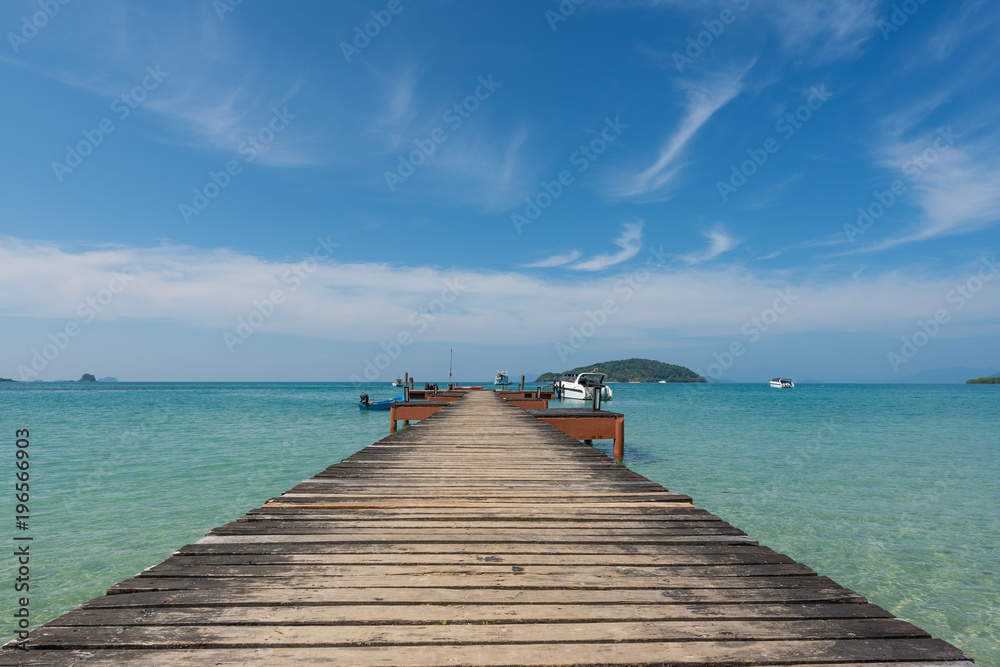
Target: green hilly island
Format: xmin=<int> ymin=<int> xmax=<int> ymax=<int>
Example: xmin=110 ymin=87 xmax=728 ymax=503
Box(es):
xmin=535 ymin=358 xmax=707 ymax=383
xmin=966 ymin=376 xmax=1000 ymax=384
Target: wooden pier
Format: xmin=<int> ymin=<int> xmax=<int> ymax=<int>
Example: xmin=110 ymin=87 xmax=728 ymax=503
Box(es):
xmin=3 ymin=391 xmax=973 ymax=665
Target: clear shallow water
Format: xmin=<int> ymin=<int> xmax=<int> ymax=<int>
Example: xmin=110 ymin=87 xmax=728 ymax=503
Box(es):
xmin=1 ymin=382 xmax=997 ymax=664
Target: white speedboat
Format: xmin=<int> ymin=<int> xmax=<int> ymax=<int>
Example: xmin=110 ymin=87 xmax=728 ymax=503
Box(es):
xmin=391 ymin=378 xmax=404 ymax=387
xmin=769 ymin=377 xmax=794 ymax=388
xmin=554 ymin=372 xmax=613 ymax=401
xmin=494 ymin=369 xmax=509 ymax=385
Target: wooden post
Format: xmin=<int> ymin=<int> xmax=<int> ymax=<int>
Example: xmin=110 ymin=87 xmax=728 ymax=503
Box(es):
xmin=403 ymin=373 xmax=409 ymax=402
xmin=613 ymin=415 xmax=625 ymax=461
xmin=591 ymin=388 xmax=601 ymax=411
xmin=410 ymin=377 xmax=414 ymax=391
xmin=520 ymin=375 xmax=525 ymax=391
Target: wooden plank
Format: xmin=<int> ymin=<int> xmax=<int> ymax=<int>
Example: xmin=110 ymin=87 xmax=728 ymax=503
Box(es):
xmin=135 ymin=562 xmax=818 ymax=579
xmin=0 ymin=639 xmax=971 ymax=666
xmin=156 ymin=551 xmax=797 ymax=566
xmin=83 ymin=586 xmax=869 ymax=607
xmin=141 ymin=556 xmax=816 ymax=580
xmin=24 ymin=618 xmax=932 ymax=649
xmin=193 ymin=533 xmax=755 ymax=544
xmin=176 ymin=541 xmax=768 ymax=556
xmin=46 ymin=603 xmax=896 ymax=627
xmin=106 ymin=574 xmax=843 ymax=594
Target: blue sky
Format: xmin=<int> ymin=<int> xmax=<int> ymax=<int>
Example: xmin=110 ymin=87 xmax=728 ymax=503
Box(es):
xmin=2 ymin=0 xmax=999 ymax=382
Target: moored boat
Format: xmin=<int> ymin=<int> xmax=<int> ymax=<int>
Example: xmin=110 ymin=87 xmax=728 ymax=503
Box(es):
xmin=554 ymin=372 xmax=612 ymax=401
xmin=358 ymin=393 xmax=404 ymax=410
xmin=769 ymin=377 xmax=794 ymax=388
xmin=494 ymin=369 xmax=509 ymax=385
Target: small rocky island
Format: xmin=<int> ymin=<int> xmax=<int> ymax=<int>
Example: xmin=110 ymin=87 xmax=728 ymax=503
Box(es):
xmin=966 ymin=376 xmax=1000 ymax=384
xmin=536 ymin=358 xmax=707 ymax=383
xmin=78 ymin=374 xmax=97 ymax=382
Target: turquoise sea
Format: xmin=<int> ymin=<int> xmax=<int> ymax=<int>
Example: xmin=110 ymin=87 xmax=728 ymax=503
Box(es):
xmin=1 ymin=382 xmax=997 ymax=663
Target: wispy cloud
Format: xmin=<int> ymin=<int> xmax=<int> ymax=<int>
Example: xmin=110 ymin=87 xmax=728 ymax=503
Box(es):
xmin=571 ymin=220 xmax=644 ymax=271
xmin=848 ymin=114 xmax=1000 ymax=253
xmin=427 ymin=127 xmax=533 ymax=210
xmin=922 ymin=0 xmax=994 ymax=63
xmin=522 ymin=250 xmax=582 ymax=268
xmin=611 ymin=64 xmax=751 ymax=199
xmin=7 ymin=5 xmax=320 ymax=167
xmin=365 ymin=65 xmax=420 ymax=152
xmin=681 ymin=227 xmax=739 ymax=264
xmin=761 ymin=0 xmax=880 ymax=65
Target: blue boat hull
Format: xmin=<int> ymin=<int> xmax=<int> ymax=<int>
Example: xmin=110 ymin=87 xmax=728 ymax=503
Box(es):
xmin=357 ymin=396 xmax=404 ymax=410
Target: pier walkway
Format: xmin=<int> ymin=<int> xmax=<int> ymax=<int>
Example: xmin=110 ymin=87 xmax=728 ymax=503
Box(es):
xmin=3 ymin=391 xmax=973 ymax=665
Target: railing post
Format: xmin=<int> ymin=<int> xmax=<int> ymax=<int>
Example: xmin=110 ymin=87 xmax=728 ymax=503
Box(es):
xmin=591 ymin=387 xmax=602 ymax=411
xmin=613 ymin=415 xmax=625 ymax=462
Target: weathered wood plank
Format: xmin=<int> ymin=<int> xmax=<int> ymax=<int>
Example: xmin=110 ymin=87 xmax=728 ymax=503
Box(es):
xmin=106 ymin=574 xmax=842 ymax=594
xmin=45 ymin=603 xmax=896 ymax=627
xmin=83 ymin=586 xmax=869 ymax=607
xmin=0 ymin=639 xmax=971 ymax=666
xmin=139 ymin=562 xmax=815 ymax=578
xmin=24 ymin=618 xmax=932 ymax=649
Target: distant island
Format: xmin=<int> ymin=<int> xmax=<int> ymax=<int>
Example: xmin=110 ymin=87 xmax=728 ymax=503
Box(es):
xmin=966 ymin=376 xmax=1000 ymax=384
xmin=0 ymin=378 xmax=16 ymax=382
xmin=79 ymin=374 xmax=97 ymax=382
xmin=536 ymin=358 xmax=707 ymax=383
xmin=99 ymin=376 xmax=119 ymax=383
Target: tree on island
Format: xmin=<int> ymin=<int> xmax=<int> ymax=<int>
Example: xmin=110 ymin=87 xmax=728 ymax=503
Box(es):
xmin=536 ymin=358 xmax=707 ymax=383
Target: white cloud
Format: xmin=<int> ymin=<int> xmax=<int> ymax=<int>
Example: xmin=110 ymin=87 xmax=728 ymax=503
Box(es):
xmin=522 ymin=250 xmax=582 ymax=268
xmin=570 ymin=221 xmax=644 ymax=271
xmin=854 ymin=127 xmax=1000 ymax=252
xmin=611 ymin=65 xmax=750 ymax=199
xmin=681 ymin=227 xmax=739 ymax=264
xmin=1 ymin=238 xmax=999 ymax=363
